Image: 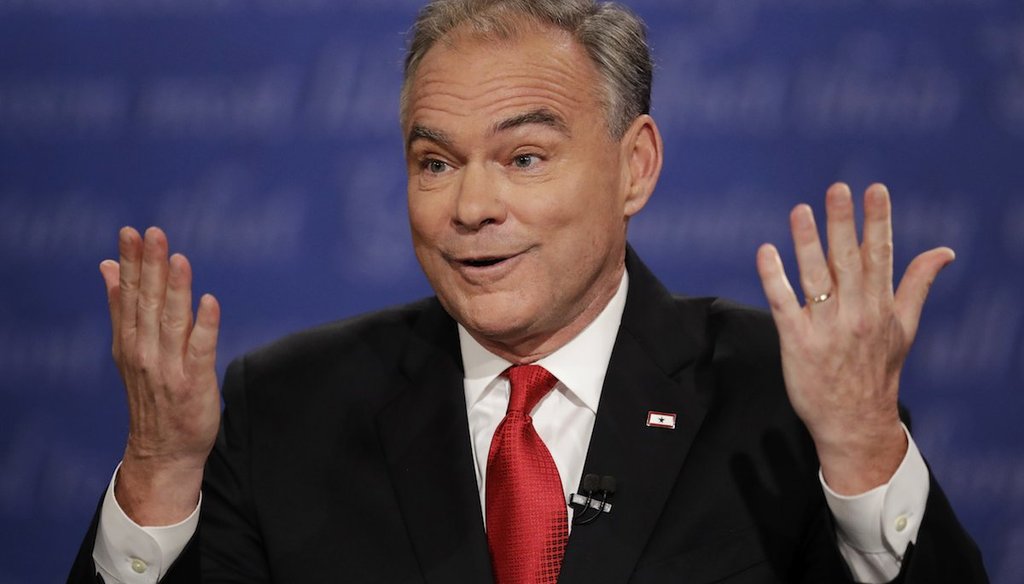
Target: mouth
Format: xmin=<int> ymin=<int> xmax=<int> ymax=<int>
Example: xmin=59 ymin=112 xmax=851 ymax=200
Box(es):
xmin=445 ymin=249 xmax=528 ymax=280
xmin=459 ymin=256 xmax=511 ymax=268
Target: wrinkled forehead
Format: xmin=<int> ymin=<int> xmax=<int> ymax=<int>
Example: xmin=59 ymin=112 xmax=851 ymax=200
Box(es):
xmin=401 ymin=18 xmax=604 ymax=131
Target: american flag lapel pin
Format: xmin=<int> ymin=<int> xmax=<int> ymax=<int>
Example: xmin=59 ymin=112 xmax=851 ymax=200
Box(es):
xmin=646 ymin=411 xmax=677 ymax=429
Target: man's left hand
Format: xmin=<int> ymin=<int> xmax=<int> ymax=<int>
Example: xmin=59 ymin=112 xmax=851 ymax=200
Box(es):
xmin=756 ymin=182 xmax=954 ymax=495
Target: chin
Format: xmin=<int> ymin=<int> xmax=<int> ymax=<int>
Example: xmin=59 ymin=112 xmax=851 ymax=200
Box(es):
xmin=447 ymin=294 xmax=536 ymax=343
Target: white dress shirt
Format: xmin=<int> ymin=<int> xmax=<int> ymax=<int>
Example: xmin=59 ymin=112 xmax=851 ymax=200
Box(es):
xmin=94 ymin=270 xmax=929 ymax=584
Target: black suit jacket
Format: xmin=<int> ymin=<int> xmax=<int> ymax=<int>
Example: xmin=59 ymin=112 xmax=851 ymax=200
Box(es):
xmin=69 ymin=249 xmax=987 ymax=583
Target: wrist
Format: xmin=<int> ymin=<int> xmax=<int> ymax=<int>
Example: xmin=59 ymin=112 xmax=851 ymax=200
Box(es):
xmin=816 ymin=420 xmax=907 ymax=496
xmin=115 ymin=455 xmax=204 ymax=526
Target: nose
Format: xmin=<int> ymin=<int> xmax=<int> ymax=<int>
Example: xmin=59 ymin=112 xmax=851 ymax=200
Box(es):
xmin=453 ymin=162 xmax=506 ymax=231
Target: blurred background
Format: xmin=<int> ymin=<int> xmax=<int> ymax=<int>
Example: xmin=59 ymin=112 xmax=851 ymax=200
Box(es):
xmin=1 ymin=0 xmax=1022 ymax=581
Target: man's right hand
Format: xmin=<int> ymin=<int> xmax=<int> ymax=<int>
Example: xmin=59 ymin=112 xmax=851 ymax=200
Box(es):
xmin=99 ymin=226 xmax=221 ymax=526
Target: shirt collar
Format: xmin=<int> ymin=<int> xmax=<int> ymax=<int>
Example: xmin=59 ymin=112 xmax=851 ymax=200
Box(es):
xmin=458 ymin=271 xmax=629 ymax=414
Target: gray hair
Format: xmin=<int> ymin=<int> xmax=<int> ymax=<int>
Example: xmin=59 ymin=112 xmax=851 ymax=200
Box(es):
xmin=401 ymin=0 xmax=653 ymax=138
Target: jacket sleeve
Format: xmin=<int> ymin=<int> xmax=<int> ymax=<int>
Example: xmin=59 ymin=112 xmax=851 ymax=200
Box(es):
xmin=895 ymin=474 xmax=988 ymax=583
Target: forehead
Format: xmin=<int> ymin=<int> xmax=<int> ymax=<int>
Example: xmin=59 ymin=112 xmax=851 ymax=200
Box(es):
xmin=405 ymin=24 xmax=605 ymax=134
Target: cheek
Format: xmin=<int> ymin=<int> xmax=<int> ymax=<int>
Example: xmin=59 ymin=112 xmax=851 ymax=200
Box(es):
xmin=535 ymin=207 xmax=621 ymax=282
xmin=408 ymin=198 xmax=447 ymax=284
xmin=542 ymin=173 xmax=625 ymax=240
xmin=408 ymin=190 xmax=444 ymax=246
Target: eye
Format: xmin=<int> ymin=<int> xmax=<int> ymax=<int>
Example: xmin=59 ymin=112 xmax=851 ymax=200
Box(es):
xmin=423 ymin=159 xmax=449 ymax=174
xmin=512 ymin=154 xmax=539 ymax=169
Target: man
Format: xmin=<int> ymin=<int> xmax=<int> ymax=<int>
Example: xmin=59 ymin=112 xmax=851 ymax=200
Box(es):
xmin=68 ymin=0 xmax=987 ymax=582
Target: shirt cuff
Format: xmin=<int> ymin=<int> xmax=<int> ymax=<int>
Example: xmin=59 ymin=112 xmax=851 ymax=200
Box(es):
xmin=93 ymin=463 xmax=201 ymax=583
xmin=820 ymin=424 xmax=929 ymax=555
xmin=818 ymin=424 xmax=929 ymax=583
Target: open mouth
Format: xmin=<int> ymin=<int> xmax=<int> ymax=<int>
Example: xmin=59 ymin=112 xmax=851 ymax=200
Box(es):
xmin=461 ymin=256 xmax=509 ymax=268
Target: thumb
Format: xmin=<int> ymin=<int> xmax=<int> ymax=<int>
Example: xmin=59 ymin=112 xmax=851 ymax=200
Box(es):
xmin=894 ymin=246 xmax=955 ymax=342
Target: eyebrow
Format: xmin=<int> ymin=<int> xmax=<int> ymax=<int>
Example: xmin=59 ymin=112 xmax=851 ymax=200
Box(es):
xmin=406 ymin=108 xmax=570 ymax=153
xmin=407 ymin=125 xmax=453 ymax=151
xmin=492 ymin=108 xmax=569 ymax=137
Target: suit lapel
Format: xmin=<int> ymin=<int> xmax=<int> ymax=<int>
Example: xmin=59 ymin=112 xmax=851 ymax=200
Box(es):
xmin=376 ymin=301 xmax=493 ymax=584
xmin=375 ymin=250 xmax=711 ymax=584
xmin=560 ymin=248 xmax=713 ymax=583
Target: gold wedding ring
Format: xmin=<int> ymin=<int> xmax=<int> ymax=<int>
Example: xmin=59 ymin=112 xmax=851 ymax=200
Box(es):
xmin=808 ymin=292 xmax=833 ymax=304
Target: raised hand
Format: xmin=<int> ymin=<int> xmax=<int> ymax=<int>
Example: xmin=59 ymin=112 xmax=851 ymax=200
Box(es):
xmin=756 ymin=183 xmax=954 ymax=495
xmin=99 ymin=226 xmax=221 ymax=525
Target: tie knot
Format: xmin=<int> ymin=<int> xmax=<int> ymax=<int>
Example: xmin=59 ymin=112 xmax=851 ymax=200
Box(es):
xmin=505 ymin=365 xmax=558 ymax=414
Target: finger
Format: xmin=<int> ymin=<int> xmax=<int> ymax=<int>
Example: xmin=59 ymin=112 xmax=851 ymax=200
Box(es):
xmin=185 ymin=294 xmax=221 ymax=385
xmin=894 ymin=247 xmax=955 ymax=343
xmin=861 ymin=184 xmax=894 ymax=301
xmin=117 ymin=227 xmax=143 ymax=348
xmin=825 ymin=183 xmax=863 ymax=304
xmin=136 ymin=227 xmax=171 ymax=358
xmin=159 ymin=253 xmax=195 ymax=359
xmin=789 ymin=204 xmax=833 ymax=306
xmin=99 ymin=260 xmax=121 ymax=354
xmin=756 ymin=243 xmax=803 ymax=330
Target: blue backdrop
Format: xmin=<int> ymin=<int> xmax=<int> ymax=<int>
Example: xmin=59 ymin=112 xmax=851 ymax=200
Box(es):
xmin=1 ymin=1 xmax=1022 ymax=582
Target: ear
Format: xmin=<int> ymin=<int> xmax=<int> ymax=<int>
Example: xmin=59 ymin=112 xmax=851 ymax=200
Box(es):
xmin=619 ymin=114 xmax=663 ymax=217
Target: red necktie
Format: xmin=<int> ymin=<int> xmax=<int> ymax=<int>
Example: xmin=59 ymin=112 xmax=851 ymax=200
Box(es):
xmin=486 ymin=365 xmax=568 ymax=584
